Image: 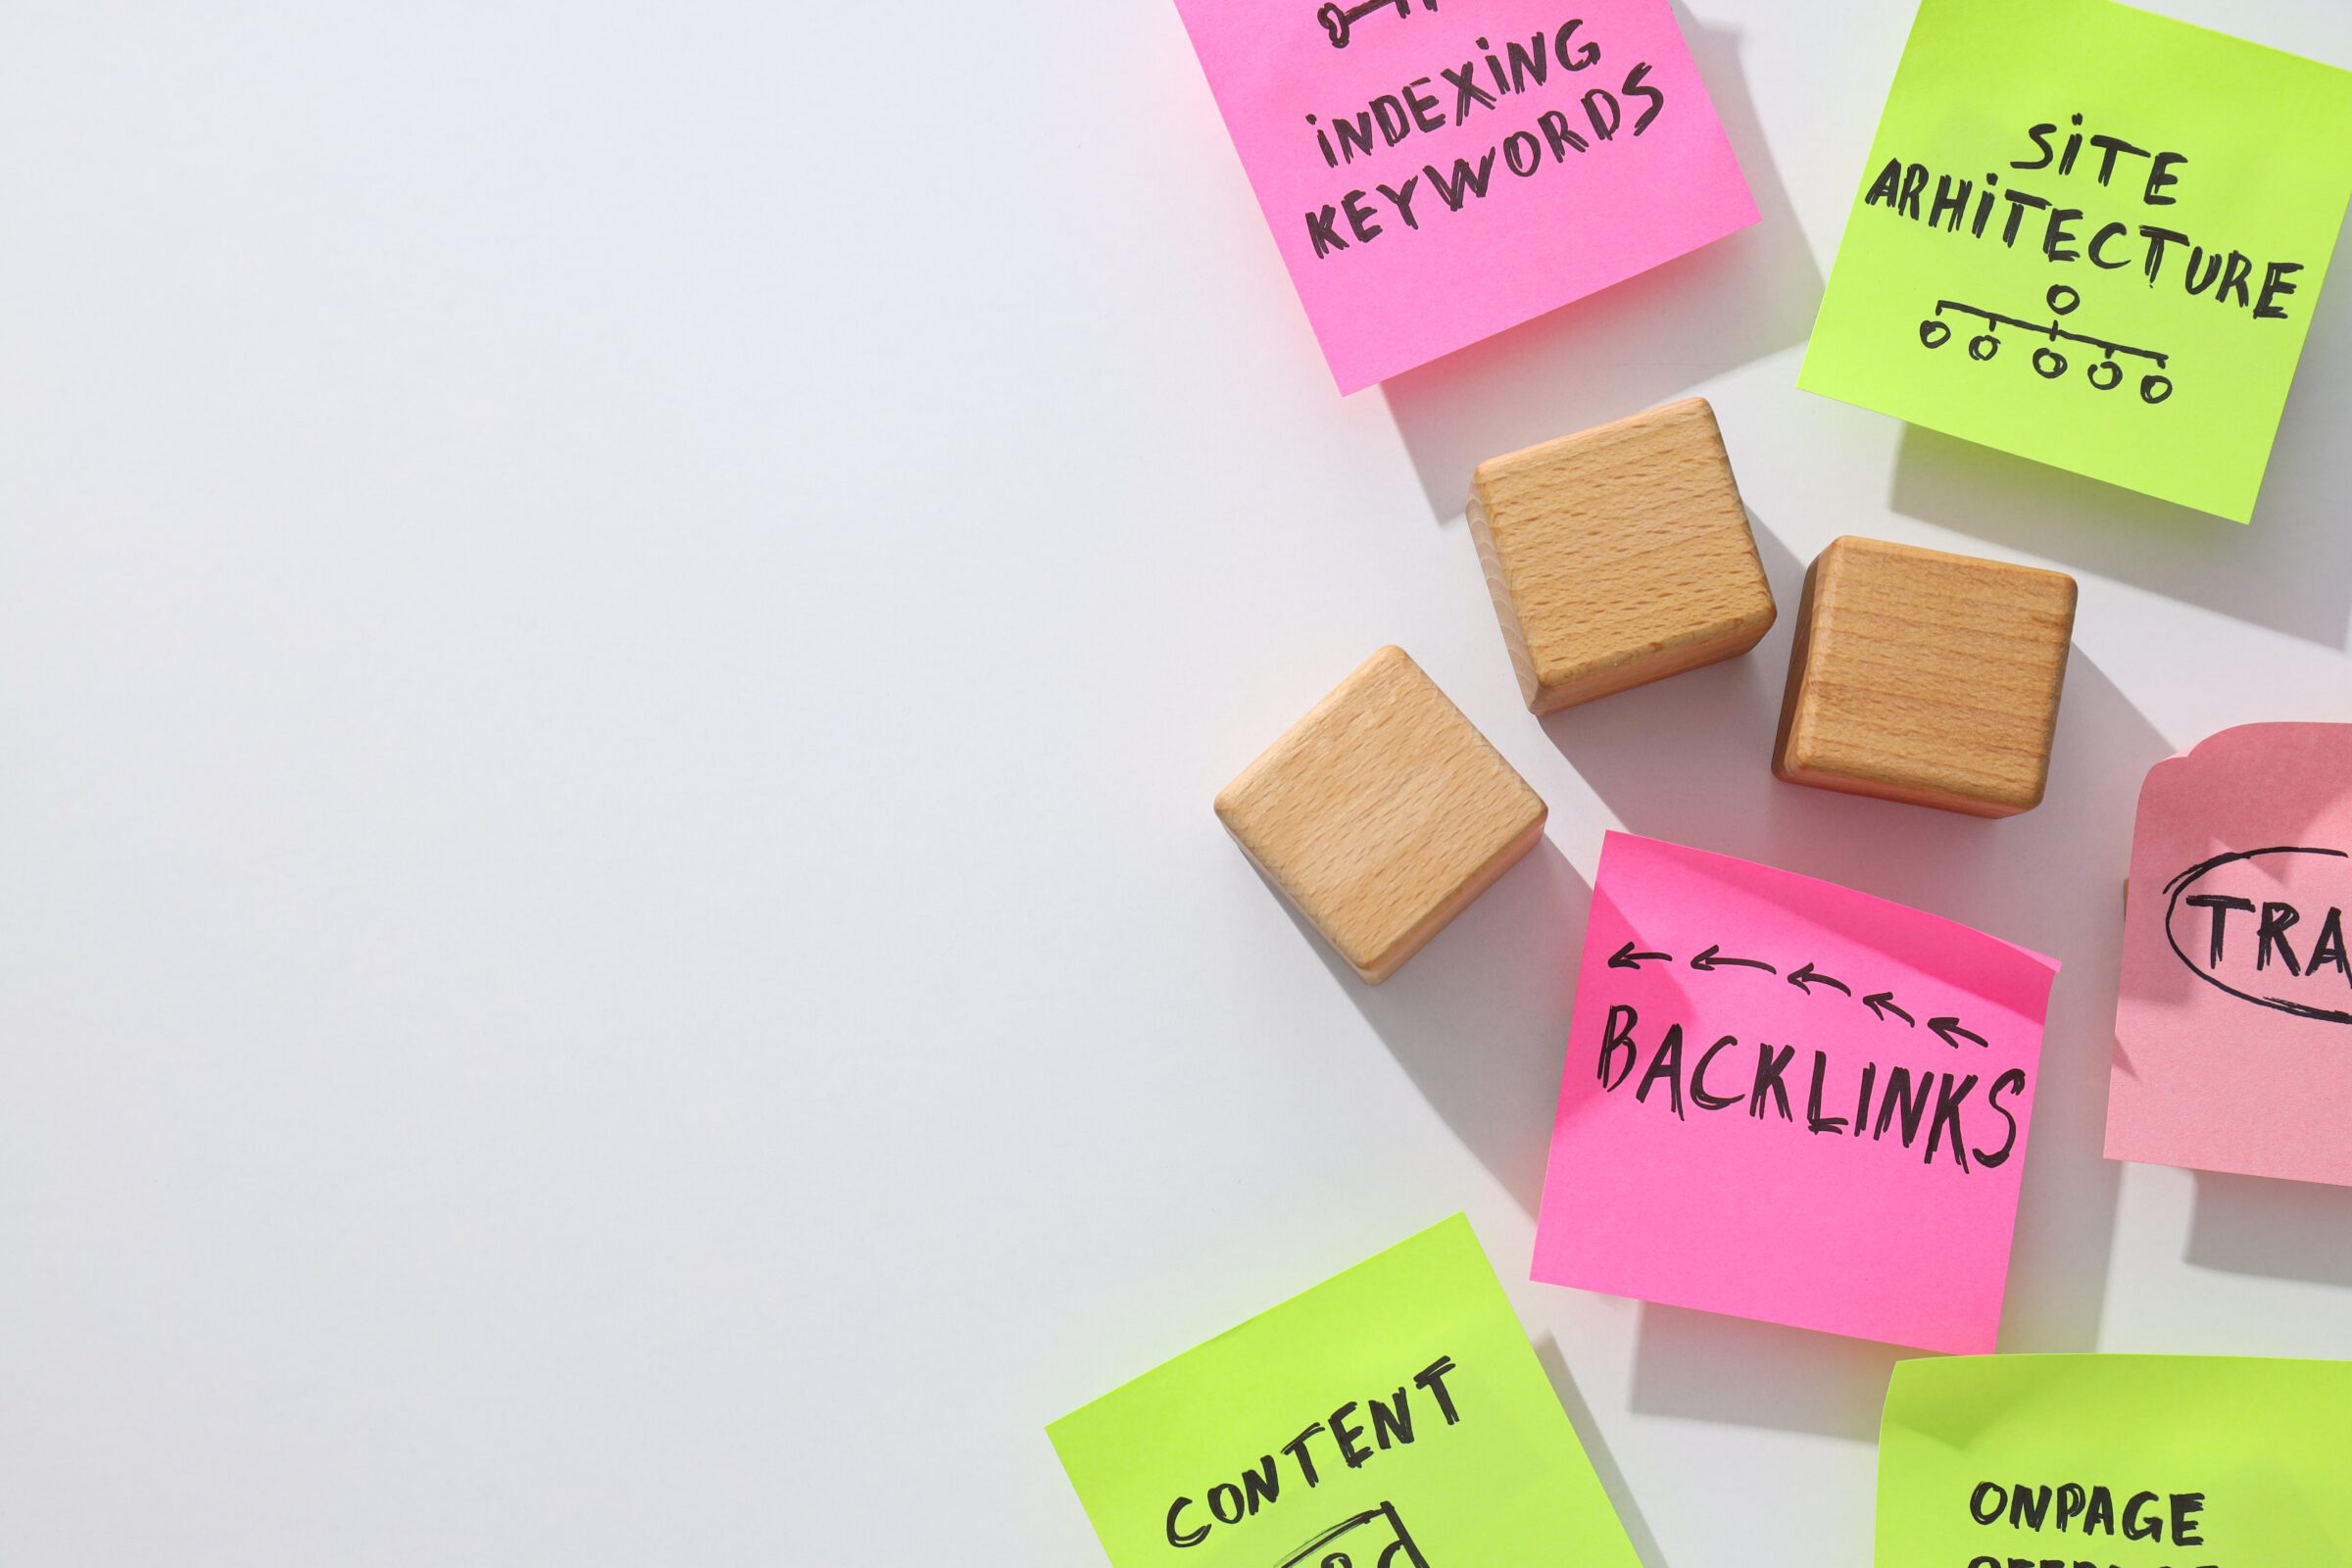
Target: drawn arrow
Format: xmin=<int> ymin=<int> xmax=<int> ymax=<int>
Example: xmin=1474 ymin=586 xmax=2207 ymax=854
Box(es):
xmin=1863 ymin=992 xmax=1916 ymax=1027
xmin=1609 ymin=942 xmax=1673 ymax=970
xmin=1690 ymin=945 xmax=1777 ymax=975
xmin=1786 ymin=962 xmax=1851 ymax=998
xmin=1929 ymin=1017 xmax=1988 ymax=1050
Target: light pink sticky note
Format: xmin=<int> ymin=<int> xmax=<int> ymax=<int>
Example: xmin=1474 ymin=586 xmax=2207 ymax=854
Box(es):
xmin=1533 ymin=834 xmax=2059 ymax=1354
xmin=1171 ymin=1 xmax=1758 ymax=392
xmin=2109 ymin=723 xmax=2352 ymax=1188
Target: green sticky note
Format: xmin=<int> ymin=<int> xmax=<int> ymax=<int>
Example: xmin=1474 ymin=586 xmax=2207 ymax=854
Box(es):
xmin=1876 ymin=1354 xmax=2352 ymax=1563
xmin=1048 ymin=1215 xmax=1640 ymax=1567
xmin=1800 ymin=0 xmax=2352 ymax=521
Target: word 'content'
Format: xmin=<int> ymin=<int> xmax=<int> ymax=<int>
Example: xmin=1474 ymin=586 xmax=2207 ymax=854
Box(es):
xmin=1163 ymin=1355 xmax=1462 ymax=1549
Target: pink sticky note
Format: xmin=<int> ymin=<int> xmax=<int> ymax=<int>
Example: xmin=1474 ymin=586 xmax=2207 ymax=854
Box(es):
xmin=1533 ymin=834 xmax=2059 ymax=1354
xmin=1171 ymin=1 xmax=1758 ymax=393
xmin=2109 ymin=723 xmax=2352 ymax=1188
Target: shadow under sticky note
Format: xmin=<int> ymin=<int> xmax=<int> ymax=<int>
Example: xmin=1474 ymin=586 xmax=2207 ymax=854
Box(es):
xmin=2110 ymin=722 xmax=2352 ymax=1188
xmin=1876 ymin=1355 xmax=2352 ymax=1563
xmin=1800 ymin=0 xmax=2352 ymax=521
xmin=1533 ymin=833 xmax=2059 ymax=1354
xmin=1170 ymin=0 xmax=1757 ymax=393
xmin=1048 ymin=1215 xmax=1642 ymax=1566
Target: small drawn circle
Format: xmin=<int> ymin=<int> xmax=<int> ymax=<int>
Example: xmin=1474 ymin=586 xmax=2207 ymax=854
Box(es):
xmin=1968 ymin=333 xmax=2000 ymax=362
xmin=2046 ymin=284 xmax=2081 ymax=317
xmin=1920 ymin=319 xmax=1952 ymax=349
xmin=2140 ymin=373 xmax=2174 ymax=405
xmin=1319 ymin=1554 xmax=1353 ymax=1568
xmin=2033 ymin=347 xmax=2068 ymax=379
xmin=2087 ymin=360 xmax=2123 ymax=391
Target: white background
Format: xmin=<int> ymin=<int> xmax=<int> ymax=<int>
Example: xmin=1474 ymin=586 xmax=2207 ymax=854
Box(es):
xmin=2 ymin=2 xmax=2349 ymax=1563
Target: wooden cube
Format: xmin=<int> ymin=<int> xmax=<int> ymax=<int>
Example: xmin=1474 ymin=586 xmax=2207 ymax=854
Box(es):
xmin=1774 ymin=536 xmax=2077 ymax=818
xmin=1215 ymin=647 xmax=1546 ymax=983
xmin=1467 ymin=397 xmax=1777 ymax=714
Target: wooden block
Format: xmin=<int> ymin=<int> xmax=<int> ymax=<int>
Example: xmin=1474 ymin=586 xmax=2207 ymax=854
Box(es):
xmin=1215 ymin=647 xmax=1546 ymax=984
xmin=1774 ymin=536 xmax=2077 ymax=818
xmin=1467 ymin=397 xmax=1777 ymax=714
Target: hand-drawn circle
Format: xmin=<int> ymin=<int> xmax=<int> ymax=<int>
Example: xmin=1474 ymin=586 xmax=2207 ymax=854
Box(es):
xmin=2033 ymin=347 xmax=2067 ymax=378
xmin=2163 ymin=845 xmax=2352 ymax=1025
xmin=2140 ymin=373 xmax=2173 ymax=404
xmin=2046 ymin=284 xmax=2081 ymax=316
xmin=1968 ymin=332 xmax=1999 ymax=362
xmin=1920 ymin=319 xmax=1952 ymax=349
xmin=2087 ymin=360 xmax=2123 ymax=390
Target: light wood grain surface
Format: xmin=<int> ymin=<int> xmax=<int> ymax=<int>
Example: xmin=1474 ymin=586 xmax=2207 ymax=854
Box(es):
xmin=1775 ymin=536 xmax=2078 ymax=817
xmin=1214 ymin=646 xmax=1546 ymax=983
xmin=1468 ymin=397 xmax=1778 ymax=714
